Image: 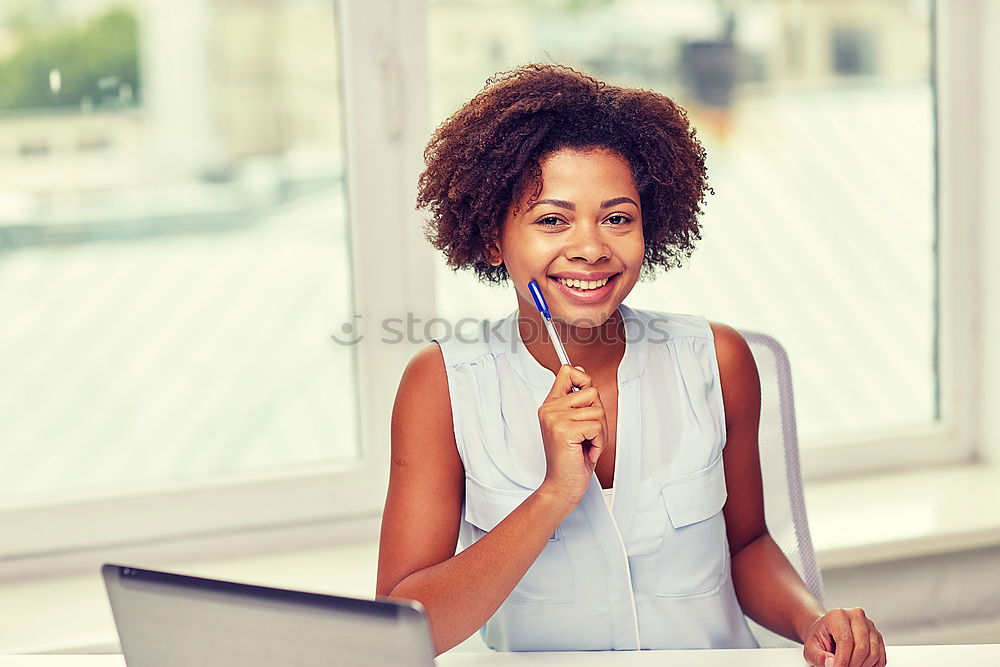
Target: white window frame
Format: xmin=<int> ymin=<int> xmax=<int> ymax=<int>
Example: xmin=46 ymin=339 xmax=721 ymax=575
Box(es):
xmin=801 ymin=0 xmax=982 ymax=481
xmin=0 ymin=0 xmax=436 ymax=576
xmin=982 ymin=0 xmax=1000 ymax=467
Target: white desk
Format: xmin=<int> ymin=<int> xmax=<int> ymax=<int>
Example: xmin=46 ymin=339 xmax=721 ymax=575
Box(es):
xmin=0 ymin=646 xmax=998 ymax=665
xmin=441 ymin=645 xmax=992 ymax=665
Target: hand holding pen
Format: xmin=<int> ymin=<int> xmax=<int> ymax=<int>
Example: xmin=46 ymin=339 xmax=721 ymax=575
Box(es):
xmin=528 ymin=280 xmax=608 ymax=502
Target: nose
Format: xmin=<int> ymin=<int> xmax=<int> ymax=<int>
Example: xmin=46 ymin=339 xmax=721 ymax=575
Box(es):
xmin=565 ymin=221 xmax=611 ymax=263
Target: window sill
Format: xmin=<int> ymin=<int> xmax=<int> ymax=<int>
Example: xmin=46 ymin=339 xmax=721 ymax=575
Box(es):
xmin=805 ymin=462 xmax=1000 ymax=570
xmin=0 ymin=541 xmax=382 ymax=655
xmin=4 ymin=464 xmax=1000 ymax=654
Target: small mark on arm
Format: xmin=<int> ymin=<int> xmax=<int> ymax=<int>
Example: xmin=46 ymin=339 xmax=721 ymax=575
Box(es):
xmin=393 ymin=457 xmax=407 ymax=467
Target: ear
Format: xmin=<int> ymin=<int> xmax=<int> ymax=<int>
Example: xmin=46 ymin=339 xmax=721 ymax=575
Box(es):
xmin=484 ymin=241 xmax=503 ymax=267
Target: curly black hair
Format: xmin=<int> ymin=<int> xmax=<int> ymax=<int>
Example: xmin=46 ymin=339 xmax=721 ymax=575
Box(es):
xmin=417 ymin=63 xmax=710 ymax=285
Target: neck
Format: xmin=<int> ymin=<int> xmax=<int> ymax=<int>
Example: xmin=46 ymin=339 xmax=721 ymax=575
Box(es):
xmin=516 ymin=303 xmax=627 ymax=380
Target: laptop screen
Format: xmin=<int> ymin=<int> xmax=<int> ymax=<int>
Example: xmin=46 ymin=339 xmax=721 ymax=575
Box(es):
xmin=103 ymin=564 xmax=436 ymax=667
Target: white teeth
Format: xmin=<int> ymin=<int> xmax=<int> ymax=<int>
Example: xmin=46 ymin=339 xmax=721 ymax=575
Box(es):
xmin=555 ymin=276 xmax=610 ymax=290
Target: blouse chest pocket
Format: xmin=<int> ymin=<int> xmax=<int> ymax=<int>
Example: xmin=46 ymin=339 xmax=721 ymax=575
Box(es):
xmin=654 ymin=453 xmax=730 ymax=598
xmin=463 ymin=475 xmax=574 ymax=604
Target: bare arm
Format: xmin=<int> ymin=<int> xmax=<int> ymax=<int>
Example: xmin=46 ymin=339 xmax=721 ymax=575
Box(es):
xmin=712 ymin=323 xmax=886 ymax=667
xmin=376 ymin=344 xmax=585 ymax=654
xmin=711 ymin=322 xmax=825 ymax=641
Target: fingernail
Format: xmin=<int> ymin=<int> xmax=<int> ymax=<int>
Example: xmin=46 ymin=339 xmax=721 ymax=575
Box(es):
xmin=574 ymin=366 xmax=584 ymax=371
xmin=824 ymin=657 xmax=833 ymax=667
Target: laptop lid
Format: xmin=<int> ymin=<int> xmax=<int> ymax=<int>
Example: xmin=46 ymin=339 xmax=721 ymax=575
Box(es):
xmin=102 ymin=564 xmax=436 ymax=667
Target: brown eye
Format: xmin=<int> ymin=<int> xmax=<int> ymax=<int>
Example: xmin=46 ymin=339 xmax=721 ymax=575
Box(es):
xmin=605 ymin=215 xmax=632 ymax=225
xmin=536 ymin=216 xmax=564 ymax=226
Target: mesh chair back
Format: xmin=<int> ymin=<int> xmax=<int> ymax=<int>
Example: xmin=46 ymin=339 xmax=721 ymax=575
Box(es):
xmin=738 ymin=329 xmax=825 ymax=647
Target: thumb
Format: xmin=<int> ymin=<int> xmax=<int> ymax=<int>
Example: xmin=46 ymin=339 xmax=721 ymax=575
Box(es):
xmin=804 ymin=644 xmax=834 ymax=667
xmin=587 ymin=437 xmax=604 ymax=465
xmin=813 ymin=652 xmax=835 ymax=667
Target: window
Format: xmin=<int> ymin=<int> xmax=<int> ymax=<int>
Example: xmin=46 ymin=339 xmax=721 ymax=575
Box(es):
xmin=428 ymin=0 xmax=947 ymax=475
xmin=1 ymin=0 xmax=359 ymax=504
xmin=0 ymin=0 xmax=982 ymax=573
xmin=0 ymin=0 xmax=430 ymax=567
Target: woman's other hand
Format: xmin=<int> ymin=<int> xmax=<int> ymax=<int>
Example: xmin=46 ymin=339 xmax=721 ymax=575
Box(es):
xmin=536 ymin=364 xmax=607 ymax=507
xmin=802 ymin=607 xmax=887 ymax=667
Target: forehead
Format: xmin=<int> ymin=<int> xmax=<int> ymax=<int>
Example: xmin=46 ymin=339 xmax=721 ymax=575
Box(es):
xmin=534 ymin=147 xmax=637 ymax=195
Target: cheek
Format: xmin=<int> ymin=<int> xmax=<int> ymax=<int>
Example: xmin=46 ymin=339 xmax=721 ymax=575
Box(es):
xmin=506 ymin=235 xmax=554 ymax=265
xmin=626 ymin=231 xmax=646 ymax=264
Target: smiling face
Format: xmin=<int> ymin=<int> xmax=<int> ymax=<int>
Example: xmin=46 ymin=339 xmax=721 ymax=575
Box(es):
xmin=487 ymin=147 xmax=645 ymax=330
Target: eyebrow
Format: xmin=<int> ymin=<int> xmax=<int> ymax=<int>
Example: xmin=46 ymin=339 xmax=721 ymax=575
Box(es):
xmin=600 ymin=196 xmax=639 ymax=209
xmin=525 ymin=196 xmax=639 ymax=212
xmin=526 ymin=198 xmax=575 ymax=211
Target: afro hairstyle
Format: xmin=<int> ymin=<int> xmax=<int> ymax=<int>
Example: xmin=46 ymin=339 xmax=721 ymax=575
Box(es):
xmin=417 ymin=63 xmax=711 ymax=284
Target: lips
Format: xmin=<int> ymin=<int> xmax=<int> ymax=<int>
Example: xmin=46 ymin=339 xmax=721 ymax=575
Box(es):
xmin=547 ymin=271 xmax=619 ymax=282
xmin=547 ymin=272 xmax=620 ymax=305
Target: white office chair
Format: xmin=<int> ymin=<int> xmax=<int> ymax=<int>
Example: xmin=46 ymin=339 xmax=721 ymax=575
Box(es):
xmin=738 ymin=329 xmax=826 ymax=648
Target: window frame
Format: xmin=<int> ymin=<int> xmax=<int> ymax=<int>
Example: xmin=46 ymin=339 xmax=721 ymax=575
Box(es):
xmin=982 ymin=0 xmax=1000 ymax=467
xmin=801 ymin=0 xmax=981 ymax=481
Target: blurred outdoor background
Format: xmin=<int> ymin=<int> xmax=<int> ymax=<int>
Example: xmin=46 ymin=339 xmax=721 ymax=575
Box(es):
xmin=0 ymin=0 xmax=934 ymax=499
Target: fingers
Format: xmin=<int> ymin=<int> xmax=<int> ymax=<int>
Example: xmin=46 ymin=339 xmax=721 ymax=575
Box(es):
xmin=562 ymin=386 xmax=603 ymax=409
xmin=802 ymin=643 xmax=834 ymax=667
xmin=587 ymin=438 xmax=604 ymax=465
xmin=820 ymin=609 xmax=852 ymax=667
xmin=857 ymin=619 xmax=880 ymax=667
xmin=572 ymin=419 xmax=606 ymax=450
xmin=538 ymin=365 xmax=608 ymax=468
xmin=546 ymin=364 xmax=594 ymax=399
xmin=805 ymin=609 xmax=885 ymax=667
xmin=555 ymin=406 xmax=605 ymax=423
xmin=862 ymin=627 xmax=880 ymax=667
xmin=538 ymin=405 xmax=606 ymax=446
xmin=583 ymin=423 xmax=605 ymax=466
xmin=538 ymin=391 xmax=604 ymax=427
xmin=829 ymin=608 xmax=883 ymax=667
xmin=848 ymin=609 xmax=886 ymax=667
xmin=542 ymin=370 xmax=605 ymax=413
xmin=848 ymin=609 xmax=871 ymax=667
xmin=801 ymin=621 xmax=834 ymax=667
xmin=870 ymin=621 xmax=886 ymax=667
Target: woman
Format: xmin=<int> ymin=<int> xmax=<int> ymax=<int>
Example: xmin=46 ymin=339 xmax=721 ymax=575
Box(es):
xmin=377 ymin=64 xmax=886 ymax=667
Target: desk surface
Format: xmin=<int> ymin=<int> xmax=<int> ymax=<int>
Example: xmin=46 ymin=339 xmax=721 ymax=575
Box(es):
xmin=442 ymin=645 xmax=999 ymax=665
xmin=1 ymin=645 xmax=998 ymax=666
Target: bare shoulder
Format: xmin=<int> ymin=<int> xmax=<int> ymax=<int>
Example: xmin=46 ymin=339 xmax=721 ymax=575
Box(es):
xmin=708 ymin=321 xmax=754 ymax=373
xmin=392 ymin=342 xmax=457 ymax=457
xmin=708 ymin=321 xmax=760 ymax=425
xmin=402 ymin=341 xmax=448 ymax=384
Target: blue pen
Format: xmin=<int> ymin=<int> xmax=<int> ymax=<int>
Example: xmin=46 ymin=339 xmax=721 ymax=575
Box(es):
xmin=528 ymin=280 xmax=580 ymax=392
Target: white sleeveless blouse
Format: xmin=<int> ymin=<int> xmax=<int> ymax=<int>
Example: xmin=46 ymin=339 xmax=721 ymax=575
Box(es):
xmin=433 ymin=303 xmax=758 ymax=651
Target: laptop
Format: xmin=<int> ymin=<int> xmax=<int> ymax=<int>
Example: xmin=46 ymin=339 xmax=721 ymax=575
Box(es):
xmin=102 ymin=564 xmax=436 ymax=666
